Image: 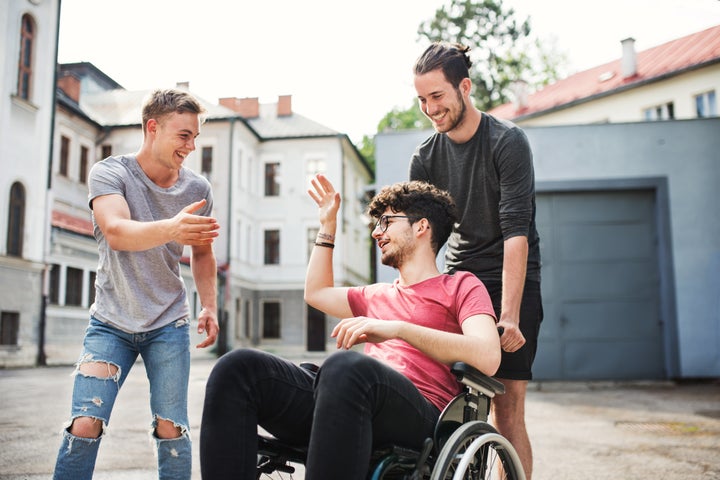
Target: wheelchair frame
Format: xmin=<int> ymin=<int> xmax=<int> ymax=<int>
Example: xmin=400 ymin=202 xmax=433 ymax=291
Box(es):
xmin=256 ymin=362 xmax=525 ymax=480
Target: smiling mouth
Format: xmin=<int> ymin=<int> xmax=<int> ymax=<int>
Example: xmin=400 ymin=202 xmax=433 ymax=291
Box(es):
xmin=431 ymin=111 xmax=447 ymax=123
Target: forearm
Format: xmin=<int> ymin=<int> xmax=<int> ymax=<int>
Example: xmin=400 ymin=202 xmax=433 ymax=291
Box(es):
xmin=304 ymin=220 xmax=337 ymax=302
xmin=192 ymin=246 xmax=218 ymax=311
xmin=104 ymin=218 xmax=174 ymax=251
xmin=501 ymin=235 xmax=528 ymax=322
xmin=398 ymin=320 xmax=500 ymax=376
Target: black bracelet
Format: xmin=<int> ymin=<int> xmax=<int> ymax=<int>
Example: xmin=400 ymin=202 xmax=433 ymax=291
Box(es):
xmin=314 ymin=241 xmax=335 ymax=249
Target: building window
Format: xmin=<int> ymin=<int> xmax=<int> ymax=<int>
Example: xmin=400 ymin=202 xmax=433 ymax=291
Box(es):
xmin=101 ymin=144 xmax=112 ymax=159
xmin=49 ymin=264 xmax=60 ymax=304
xmin=7 ymin=182 xmax=25 ymax=257
xmin=79 ymin=146 xmax=89 ymax=184
xmin=244 ymin=299 xmax=251 ymax=339
xmin=264 ymin=229 xmax=280 ymax=265
xmin=643 ymin=102 xmax=674 ymax=121
xmin=695 ymin=91 xmax=717 ymax=118
xmin=306 ymin=157 xmax=326 ymax=185
xmin=88 ymin=271 xmax=97 ymax=307
xmin=264 ymin=162 xmax=281 ymax=196
xmin=17 ymin=14 xmax=35 ymax=100
xmin=1 ymin=311 xmax=20 ymax=346
xmin=59 ymin=136 xmax=70 ymax=176
xmin=201 ymin=146 xmax=213 ymax=180
xmin=262 ymin=301 xmax=281 ymax=339
xmin=307 ymin=227 xmax=319 ymax=261
xmin=65 ymin=267 xmax=83 ymax=306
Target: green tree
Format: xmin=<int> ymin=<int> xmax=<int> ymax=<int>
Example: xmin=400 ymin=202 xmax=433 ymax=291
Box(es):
xmin=418 ymin=0 xmax=565 ymax=111
xmin=377 ymin=102 xmax=432 ymax=132
xmin=357 ymin=134 xmax=376 ymax=172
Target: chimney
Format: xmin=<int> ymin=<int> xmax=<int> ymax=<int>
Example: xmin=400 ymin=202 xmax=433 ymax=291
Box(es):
xmin=277 ymin=95 xmax=292 ymax=117
xmin=176 ymin=81 xmax=190 ymax=90
xmin=58 ymin=72 xmax=81 ymax=103
xmin=509 ymin=80 xmax=529 ymax=111
xmin=219 ymin=96 xmax=259 ymax=119
xmin=621 ymin=37 xmax=637 ymax=78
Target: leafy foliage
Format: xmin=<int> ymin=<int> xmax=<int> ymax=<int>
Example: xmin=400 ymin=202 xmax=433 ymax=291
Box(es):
xmin=418 ymin=0 xmax=565 ymax=111
xmin=378 ymin=102 xmax=432 ymax=132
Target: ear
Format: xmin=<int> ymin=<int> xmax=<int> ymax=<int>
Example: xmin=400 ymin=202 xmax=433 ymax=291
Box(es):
xmin=146 ymin=118 xmax=158 ymax=135
xmin=459 ymin=77 xmax=473 ymax=98
xmin=415 ymin=218 xmax=431 ymax=236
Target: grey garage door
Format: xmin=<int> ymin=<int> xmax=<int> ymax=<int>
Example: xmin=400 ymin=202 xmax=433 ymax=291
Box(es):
xmin=534 ymin=189 xmax=665 ymax=380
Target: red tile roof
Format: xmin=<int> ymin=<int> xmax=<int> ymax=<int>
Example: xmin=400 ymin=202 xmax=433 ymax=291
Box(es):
xmin=488 ymin=24 xmax=720 ymax=120
xmin=52 ymin=210 xmax=94 ymax=237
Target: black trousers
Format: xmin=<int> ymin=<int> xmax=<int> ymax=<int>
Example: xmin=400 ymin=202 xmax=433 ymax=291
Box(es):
xmin=200 ymin=349 xmax=439 ymax=480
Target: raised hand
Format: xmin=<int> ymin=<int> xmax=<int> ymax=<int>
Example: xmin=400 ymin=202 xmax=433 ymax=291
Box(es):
xmin=308 ymin=174 xmax=341 ymax=225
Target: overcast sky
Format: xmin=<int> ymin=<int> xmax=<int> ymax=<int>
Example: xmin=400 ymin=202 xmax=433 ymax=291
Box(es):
xmin=57 ymin=0 xmax=719 ymax=142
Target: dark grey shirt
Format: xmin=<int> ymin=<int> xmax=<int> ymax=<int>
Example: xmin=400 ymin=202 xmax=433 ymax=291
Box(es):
xmin=409 ymin=113 xmax=540 ymax=282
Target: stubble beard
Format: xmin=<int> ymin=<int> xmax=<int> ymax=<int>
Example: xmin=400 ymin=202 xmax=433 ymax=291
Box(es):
xmin=433 ymin=90 xmax=467 ymax=134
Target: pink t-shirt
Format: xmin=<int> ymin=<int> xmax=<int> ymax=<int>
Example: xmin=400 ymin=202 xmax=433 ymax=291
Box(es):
xmin=347 ymin=271 xmax=495 ymax=411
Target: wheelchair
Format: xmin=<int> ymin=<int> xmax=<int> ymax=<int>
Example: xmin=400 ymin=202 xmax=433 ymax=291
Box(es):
xmin=256 ymin=361 xmax=525 ymax=480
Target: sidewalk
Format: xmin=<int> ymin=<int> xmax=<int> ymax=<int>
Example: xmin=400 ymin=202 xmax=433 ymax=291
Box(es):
xmin=1 ymin=349 xmax=719 ymax=479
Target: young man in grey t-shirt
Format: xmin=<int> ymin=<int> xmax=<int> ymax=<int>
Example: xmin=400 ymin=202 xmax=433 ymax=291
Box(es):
xmin=53 ymin=89 xmax=220 ymax=480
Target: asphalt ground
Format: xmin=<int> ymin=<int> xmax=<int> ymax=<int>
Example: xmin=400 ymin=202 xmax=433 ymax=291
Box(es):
xmin=1 ymin=349 xmax=719 ymax=479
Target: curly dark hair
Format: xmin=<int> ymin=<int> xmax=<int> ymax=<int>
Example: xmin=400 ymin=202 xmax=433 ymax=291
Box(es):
xmin=368 ymin=181 xmax=457 ymax=254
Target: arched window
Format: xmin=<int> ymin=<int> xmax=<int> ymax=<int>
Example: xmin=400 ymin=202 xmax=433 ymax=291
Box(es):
xmin=17 ymin=14 xmax=35 ymax=100
xmin=7 ymin=182 xmax=26 ymax=257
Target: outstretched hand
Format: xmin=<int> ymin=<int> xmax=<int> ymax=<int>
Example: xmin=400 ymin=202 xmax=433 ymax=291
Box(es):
xmin=308 ymin=174 xmax=341 ymax=225
xmin=170 ymin=199 xmax=220 ymax=246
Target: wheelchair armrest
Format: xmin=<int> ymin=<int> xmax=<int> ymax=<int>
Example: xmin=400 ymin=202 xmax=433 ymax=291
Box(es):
xmin=451 ymin=362 xmax=505 ymax=397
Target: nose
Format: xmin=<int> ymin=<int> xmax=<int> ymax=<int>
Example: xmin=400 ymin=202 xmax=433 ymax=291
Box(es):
xmin=186 ymin=137 xmax=196 ymax=150
xmin=424 ymin=99 xmax=440 ymax=116
xmin=371 ymin=224 xmax=383 ymax=238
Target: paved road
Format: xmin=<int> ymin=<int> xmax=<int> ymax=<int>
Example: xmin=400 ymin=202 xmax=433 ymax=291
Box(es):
xmin=1 ymin=349 xmax=719 ymax=479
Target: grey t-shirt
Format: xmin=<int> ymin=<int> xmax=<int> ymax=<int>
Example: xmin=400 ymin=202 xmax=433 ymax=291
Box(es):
xmin=409 ymin=113 xmax=540 ymax=282
xmin=87 ymin=154 xmax=214 ymax=332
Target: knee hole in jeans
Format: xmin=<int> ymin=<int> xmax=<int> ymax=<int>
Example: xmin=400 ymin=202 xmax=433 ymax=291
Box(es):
xmin=67 ymin=416 xmax=105 ymax=439
xmin=153 ymin=415 xmax=186 ymax=439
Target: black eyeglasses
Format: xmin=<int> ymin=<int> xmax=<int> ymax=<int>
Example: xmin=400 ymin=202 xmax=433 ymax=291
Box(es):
xmin=374 ymin=215 xmax=411 ymax=233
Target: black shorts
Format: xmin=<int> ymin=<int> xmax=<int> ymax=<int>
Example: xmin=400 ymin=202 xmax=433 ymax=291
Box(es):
xmin=481 ymin=279 xmax=543 ymax=381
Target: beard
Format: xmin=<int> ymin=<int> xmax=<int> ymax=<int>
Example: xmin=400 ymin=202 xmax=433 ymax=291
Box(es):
xmin=380 ymin=235 xmax=415 ymax=269
xmin=431 ymin=89 xmax=467 ymax=134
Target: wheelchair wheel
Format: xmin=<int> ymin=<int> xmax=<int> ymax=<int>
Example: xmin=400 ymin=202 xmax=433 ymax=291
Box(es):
xmin=430 ymin=421 xmax=524 ymax=480
xmin=256 ymin=453 xmax=305 ymax=479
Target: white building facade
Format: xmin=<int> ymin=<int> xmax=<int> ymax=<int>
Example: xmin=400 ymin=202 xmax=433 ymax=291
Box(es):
xmin=1 ymin=0 xmax=373 ymax=366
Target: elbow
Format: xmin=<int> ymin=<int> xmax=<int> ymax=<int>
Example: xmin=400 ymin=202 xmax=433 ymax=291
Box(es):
xmin=104 ymin=232 xmax=126 ymax=251
xmin=473 ymin=345 xmax=501 ymax=377
xmin=303 ymin=289 xmax=317 ymax=308
xmin=101 ymin=221 xmax=129 ymax=251
xmin=487 ymin=351 xmax=501 ymax=377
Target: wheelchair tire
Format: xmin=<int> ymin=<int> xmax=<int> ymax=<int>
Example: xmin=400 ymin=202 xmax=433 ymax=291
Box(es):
xmin=430 ymin=421 xmax=525 ymax=480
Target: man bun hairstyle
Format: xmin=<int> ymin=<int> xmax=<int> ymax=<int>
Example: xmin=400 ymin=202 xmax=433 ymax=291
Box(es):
xmin=413 ymin=42 xmax=472 ymax=89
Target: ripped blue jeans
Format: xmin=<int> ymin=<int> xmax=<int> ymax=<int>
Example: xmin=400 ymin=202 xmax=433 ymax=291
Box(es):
xmin=53 ymin=316 xmax=191 ymax=480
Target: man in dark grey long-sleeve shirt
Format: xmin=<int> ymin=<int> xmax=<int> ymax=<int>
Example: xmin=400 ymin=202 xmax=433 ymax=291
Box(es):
xmin=410 ymin=41 xmax=542 ymax=480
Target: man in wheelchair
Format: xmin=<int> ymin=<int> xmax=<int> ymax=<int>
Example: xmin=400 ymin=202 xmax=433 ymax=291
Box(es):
xmin=200 ymin=175 xmax=501 ymax=479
